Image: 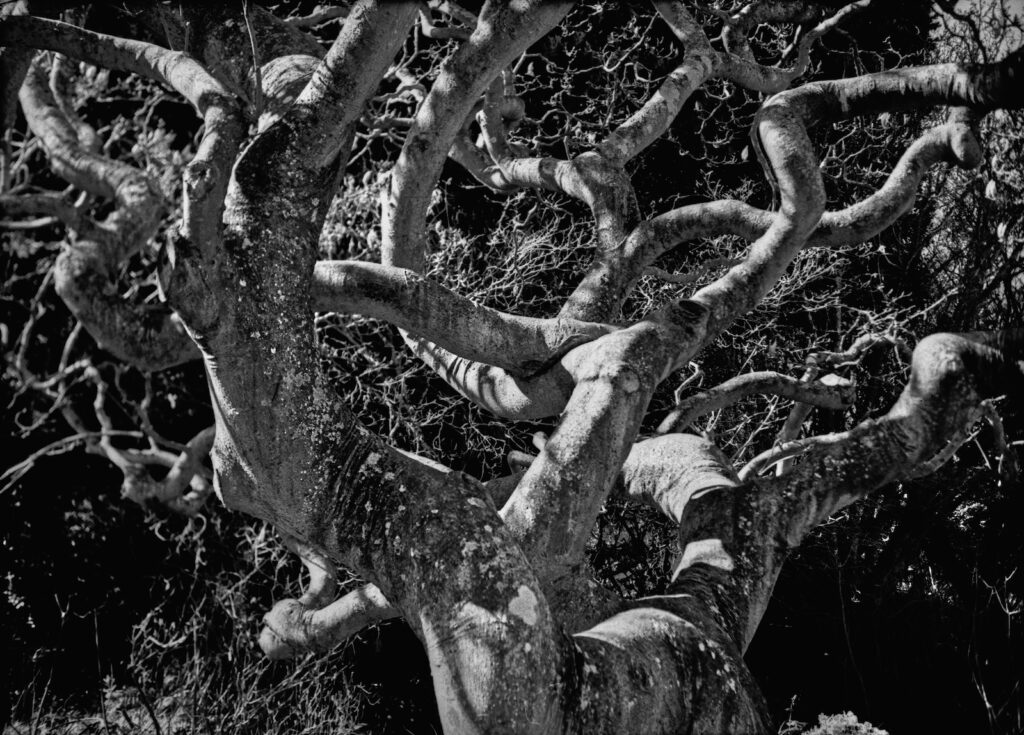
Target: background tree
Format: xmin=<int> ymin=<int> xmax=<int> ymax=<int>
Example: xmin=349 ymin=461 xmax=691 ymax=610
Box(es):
xmin=2 ymin=1 xmax=1023 ymax=733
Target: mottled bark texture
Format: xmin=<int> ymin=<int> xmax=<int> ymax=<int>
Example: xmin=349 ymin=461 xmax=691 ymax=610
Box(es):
xmin=5 ymin=1 xmax=1024 ymax=733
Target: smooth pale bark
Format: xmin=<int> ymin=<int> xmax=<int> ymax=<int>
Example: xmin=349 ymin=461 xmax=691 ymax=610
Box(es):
xmin=380 ymin=1 xmax=578 ymax=426
xmin=419 ymin=51 xmax=985 ymax=422
xmin=382 ymin=0 xmax=573 ymax=270
xmin=394 ymin=115 xmax=989 ymax=422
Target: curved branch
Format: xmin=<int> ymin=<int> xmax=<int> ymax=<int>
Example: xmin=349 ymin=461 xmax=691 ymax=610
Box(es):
xmin=19 ymin=57 xmax=200 ymax=371
xmin=382 ymin=0 xmax=572 ymax=270
xmin=284 ymin=1 xmax=419 ymax=168
xmin=597 ymin=2 xmax=718 ymax=164
xmin=419 ymin=7 xmax=472 ymax=41
xmin=658 ymin=371 xmax=855 ymax=434
xmin=721 ymin=1 xmax=872 ymax=94
xmin=778 ymin=329 xmax=1023 ymax=542
xmin=1 ymin=13 xmax=246 ymax=290
xmin=737 ymin=434 xmax=830 ymax=480
xmin=377 ymin=3 xmax=583 ymax=422
xmin=405 ymin=338 xmax=576 ymax=420
xmin=773 ymin=331 xmax=912 ymax=475
xmin=809 ymin=331 xmax=913 ymax=367
xmin=0 ymin=15 xmax=241 ymax=119
xmin=84 ymin=368 xmax=213 ymax=514
xmin=604 ymin=110 xmax=985 ymax=319
xmin=261 ymin=582 xmax=397 ymax=660
xmin=120 ymin=426 xmax=216 ymax=515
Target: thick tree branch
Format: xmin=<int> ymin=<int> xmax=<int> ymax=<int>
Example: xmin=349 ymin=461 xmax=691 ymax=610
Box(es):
xmin=405 ymin=339 xmax=577 ymax=420
xmin=282 ymin=1 xmax=419 ymax=168
xmin=376 ymin=2 xmax=580 ymax=419
xmin=0 ymin=16 xmax=241 ymax=119
xmin=382 ymin=0 xmax=573 ymax=270
xmin=258 ymin=536 xmax=387 ymax=661
xmin=261 ymin=582 xmax=396 ymax=660
xmin=503 ymin=300 xmax=710 ymax=584
xmin=312 ymin=260 xmax=614 ymax=375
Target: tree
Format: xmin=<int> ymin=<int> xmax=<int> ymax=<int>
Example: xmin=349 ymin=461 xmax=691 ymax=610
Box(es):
xmin=2 ymin=1 xmax=1023 ymax=732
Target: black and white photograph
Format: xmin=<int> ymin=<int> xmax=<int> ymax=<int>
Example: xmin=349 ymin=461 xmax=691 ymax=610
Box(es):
xmin=2 ymin=1 xmax=1023 ymax=732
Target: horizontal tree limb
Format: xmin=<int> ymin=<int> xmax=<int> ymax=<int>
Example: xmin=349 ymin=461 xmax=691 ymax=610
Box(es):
xmin=658 ymin=371 xmax=855 ymax=434
xmin=312 ymin=260 xmax=614 ymax=375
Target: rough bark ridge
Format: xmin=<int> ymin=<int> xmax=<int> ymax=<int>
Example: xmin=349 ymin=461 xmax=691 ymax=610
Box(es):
xmin=3 ymin=1 xmax=1023 ymax=733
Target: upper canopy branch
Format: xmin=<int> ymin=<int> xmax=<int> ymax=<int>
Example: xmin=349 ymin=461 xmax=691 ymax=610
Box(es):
xmin=409 ymin=59 xmax=991 ymax=422
xmin=0 ymin=16 xmax=238 ymax=114
xmin=588 ymin=49 xmax=1017 ymax=339
xmin=596 ymin=2 xmax=717 ymax=164
xmin=603 ymin=113 xmax=985 ymax=316
xmin=720 ymin=1 xmax=873 ymax=94
xmin=686 ymin=47 xmax=1023 ymax=351
xmin=382 ymin=0 xmax=573 ymax=271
